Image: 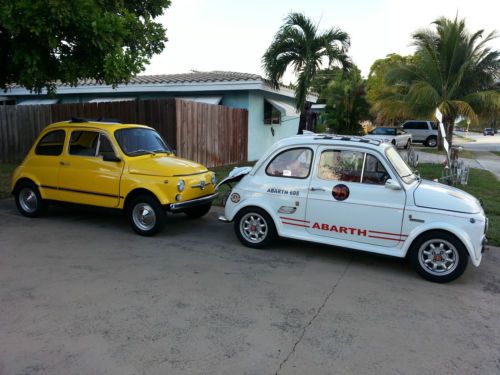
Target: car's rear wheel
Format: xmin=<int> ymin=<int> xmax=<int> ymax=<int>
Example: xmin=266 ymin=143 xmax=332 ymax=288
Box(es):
xmin=15 ymin=182 xmax=47 ymax=218
xmin=234 ymin=207 xmax=276 ymax=249
xmin=425 ymin=136 xmax=437 ymax=147
xmin=128 ymin=194 xmax=166 ymax=236
xmin=409 ymin=231 xmax=468 ymax=283
xmin=184 ymin=203 xmax=212 ymax=218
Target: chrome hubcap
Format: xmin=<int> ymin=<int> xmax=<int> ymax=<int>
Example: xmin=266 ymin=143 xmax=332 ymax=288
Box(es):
xmin=240 ymin=213 xmax=268 ymax=243
xmin=19 ymin=188 xmax=38 ymax=213
xmin=428 ymin=139 xmax=437 ymax=147
xmin=132 ymin=203 xmax=156 ymax=231
xmin=418 ymin=239 xmax=458 ymax=276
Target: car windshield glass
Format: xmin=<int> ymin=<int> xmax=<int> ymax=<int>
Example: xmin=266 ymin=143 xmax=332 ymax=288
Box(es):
xmin=370 ymin=128 xmax=395 ymax=135
xmin=114 ymin=128 xmax=171 ymax=156
xmin=385 ymin=147 xmax=417 ymax=184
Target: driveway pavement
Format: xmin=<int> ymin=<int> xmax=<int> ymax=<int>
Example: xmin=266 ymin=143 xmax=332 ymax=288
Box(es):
xmin=1 ymin=200 xmax=499 ymax=375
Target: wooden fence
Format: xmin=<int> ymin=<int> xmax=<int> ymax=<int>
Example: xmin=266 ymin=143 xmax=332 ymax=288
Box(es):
xmin=0 ymin=99 xmax=248 ymax=167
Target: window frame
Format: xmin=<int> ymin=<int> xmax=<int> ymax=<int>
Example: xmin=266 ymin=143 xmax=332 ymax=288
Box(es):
xmin=68 ymin=130 xmax=100 ymax=157
xmin=35 ymin=129 xmax=66 ymax=156
xmin=265 ymin=147 xmax=314 ymax=180
xmin=316 ymin=149 xmax=366 ymax=183
xmin=264 ymin=100 xmax=282 ymax=125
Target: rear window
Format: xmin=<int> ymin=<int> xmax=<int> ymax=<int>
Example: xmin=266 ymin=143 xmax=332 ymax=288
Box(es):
xmin=35 ymin=130 xmax=65 ymax=156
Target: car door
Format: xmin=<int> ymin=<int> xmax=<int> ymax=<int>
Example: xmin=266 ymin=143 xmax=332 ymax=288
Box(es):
xmin=256 ymin=146 xmax=315 ymax=230
xmin=57 ymin=129 xmax=123 ymax=207
xmin=305 ymin=146 xmax=406 ymax=247
xmin=31 ymin=129 xmax=66 ymax=200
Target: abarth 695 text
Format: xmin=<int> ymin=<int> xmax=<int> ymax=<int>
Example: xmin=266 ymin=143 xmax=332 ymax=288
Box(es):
xmin=217 ymin=135 xmax=488 ymax=283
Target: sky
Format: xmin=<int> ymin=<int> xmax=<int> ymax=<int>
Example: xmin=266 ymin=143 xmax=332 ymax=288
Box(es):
xmin=144 ymin=0 xmax=500 ymax=84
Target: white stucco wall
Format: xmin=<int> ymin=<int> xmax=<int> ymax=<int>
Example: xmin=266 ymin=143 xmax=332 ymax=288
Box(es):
xmin=247 ymin=91 xmax=300 ymax=161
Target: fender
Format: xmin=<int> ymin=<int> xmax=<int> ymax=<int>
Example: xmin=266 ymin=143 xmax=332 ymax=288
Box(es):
xmin=12 ymin=172 xmax=43 ymax=195
xmin=225 ymin=194 xmax=283 ymax=232
xmin=400 ymin=221 xmax=480 ymax=266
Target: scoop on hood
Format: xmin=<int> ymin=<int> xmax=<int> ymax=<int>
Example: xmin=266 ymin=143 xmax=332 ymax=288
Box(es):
xmin=414 ymin=179 xmax=481 ymax=214
xmin=128 ymin=155 xmax=208 ymax=177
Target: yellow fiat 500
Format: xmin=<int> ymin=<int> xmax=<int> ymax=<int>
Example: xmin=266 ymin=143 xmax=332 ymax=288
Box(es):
xmin=11 ymin=119 xmax=217 ymax=235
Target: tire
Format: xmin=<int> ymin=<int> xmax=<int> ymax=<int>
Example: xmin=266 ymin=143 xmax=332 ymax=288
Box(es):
xmin=15 ymin=181 xmax=47 ymax=218
xmin=127 ymin=194 xmax=166 ymax=236
xmin=409 ymin=230 xmax=468 ymax=283
xmin=183 ymin=203 xmax=212 ymax=218
xmin=234 ymin=207 xmax=276 ymax=249
xmin=425 ymin=136 xmax=437 ymax=147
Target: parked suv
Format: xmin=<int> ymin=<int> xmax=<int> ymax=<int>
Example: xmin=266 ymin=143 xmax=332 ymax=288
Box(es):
xmin=11 ymin=119 xmax=217 ymax=236
xmin=217 ymin=134 xmax=488 ymax=283
xmin=483 ymin=128 xmax=495 ymax=136
xmin=401 ymin=120 xmax=438 ymax=147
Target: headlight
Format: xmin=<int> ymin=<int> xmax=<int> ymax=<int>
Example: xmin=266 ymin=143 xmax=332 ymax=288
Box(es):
xmin=211 ymin=173 xmax=217 ymax=185
xmin=177 ymin=179 xmax=185 ymax=192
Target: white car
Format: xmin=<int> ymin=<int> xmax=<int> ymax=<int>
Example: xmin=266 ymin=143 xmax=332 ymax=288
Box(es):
xmin=364 ymin=127 xmax=412 ymax=149
xmin=217 ymin=135 xmax=488 ymax=283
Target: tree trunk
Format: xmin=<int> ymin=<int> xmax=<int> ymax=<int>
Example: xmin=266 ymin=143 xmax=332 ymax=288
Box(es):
xmin=445 ymin=118 xmax=454 ymax=149
xmin=297 ymin=111 xmax=306 ymax=134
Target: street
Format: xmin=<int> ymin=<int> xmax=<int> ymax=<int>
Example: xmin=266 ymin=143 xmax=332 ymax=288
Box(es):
xmin=1 ymin=200 xmax=499 ymax=375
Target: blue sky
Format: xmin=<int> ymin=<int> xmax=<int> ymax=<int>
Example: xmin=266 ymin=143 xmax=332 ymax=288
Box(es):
xmin=145 ymin=0 xmax=500 ymax=83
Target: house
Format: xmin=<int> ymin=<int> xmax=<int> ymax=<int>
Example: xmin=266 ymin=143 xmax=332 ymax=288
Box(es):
xmin=2 ymin=71 xmax=317 ymax=160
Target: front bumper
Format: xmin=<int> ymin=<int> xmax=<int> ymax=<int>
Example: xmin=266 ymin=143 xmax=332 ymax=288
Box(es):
xmin=168 ymin=193 xmax=218 ymax=212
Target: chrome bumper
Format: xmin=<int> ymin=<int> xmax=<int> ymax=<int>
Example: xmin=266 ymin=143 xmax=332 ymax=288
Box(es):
xmin=169 ymin=193 xmax=218 ymax=212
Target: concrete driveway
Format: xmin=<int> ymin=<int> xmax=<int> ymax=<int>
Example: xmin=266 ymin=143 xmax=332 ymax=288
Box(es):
xmin=0 ymin=200 xmax=499 ymax=375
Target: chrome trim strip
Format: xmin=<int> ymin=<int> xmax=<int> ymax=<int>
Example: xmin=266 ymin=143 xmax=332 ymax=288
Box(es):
xmin=169 ymin=193 xmax=218 ymax=211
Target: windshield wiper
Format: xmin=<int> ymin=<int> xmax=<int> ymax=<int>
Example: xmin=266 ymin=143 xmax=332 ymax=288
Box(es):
xmin=128 ymin=149 xmax=156 ymax=156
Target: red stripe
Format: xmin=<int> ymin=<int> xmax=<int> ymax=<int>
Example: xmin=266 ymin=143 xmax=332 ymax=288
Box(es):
xmin=368 ymin=235 xmax=403 ymax=242
xmin=280 ymin=217 xmax=310 ymax=223
xmin=283 ymin=222 xmax=310 ymax=228
xmin=369 ymin=230 xmax=407 ymax=237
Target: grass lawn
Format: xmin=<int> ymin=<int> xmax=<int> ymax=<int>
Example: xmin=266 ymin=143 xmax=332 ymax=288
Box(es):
xmin=453 ymin=134 xmax=475 ymax=142
xmin=492 ymin=151 xmax=500 ymax=157
xmin=416 ymin=147 xmax=476 ymax=159
xmin=0 ymin=164 xmax=16 ymax=199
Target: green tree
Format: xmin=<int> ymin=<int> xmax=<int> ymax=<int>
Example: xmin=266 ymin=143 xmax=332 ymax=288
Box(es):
xmin=382 ymin=16 xmax=500 ymax=147
xmin=262 ymin=12 xmax=351 ymax=133
xmin=0 ymin=0 xmax=171 ymax=93
xmin=321 ymin=67 xmax=370 ymax=135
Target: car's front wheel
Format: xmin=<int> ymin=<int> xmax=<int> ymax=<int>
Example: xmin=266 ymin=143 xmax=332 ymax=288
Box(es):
xmin=409 ymin=231 xmax=468 ymax=283
xmin=128 ymin=194 xmax=166 ymax=236
xmin=15 ymin=182 xmax=47 ymax=218
xmin=234 ymin=207 xmax=276 ymax=249
xmin=183 ymin=203 xmax=212 ymax=218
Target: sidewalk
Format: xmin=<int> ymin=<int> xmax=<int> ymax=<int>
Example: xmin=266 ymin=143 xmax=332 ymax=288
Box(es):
xmin=475 ymin=151 xmax=500 ymax=180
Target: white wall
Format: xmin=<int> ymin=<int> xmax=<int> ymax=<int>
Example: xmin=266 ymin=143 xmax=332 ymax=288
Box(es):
xmin=247 ymin=91 xmax=300 ymax=161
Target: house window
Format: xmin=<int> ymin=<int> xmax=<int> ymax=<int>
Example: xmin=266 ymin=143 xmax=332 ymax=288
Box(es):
xmin=264 ymin=100 xmax=281 ymax=125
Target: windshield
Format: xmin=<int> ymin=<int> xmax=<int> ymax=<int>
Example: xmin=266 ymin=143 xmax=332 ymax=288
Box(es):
xmin=114 ymin=128 xmax=172 ymax=156
xmin=370 ymin=128 xmax=396 ymax=135
xmin=385 ymin=147 xmax=418 ymax=184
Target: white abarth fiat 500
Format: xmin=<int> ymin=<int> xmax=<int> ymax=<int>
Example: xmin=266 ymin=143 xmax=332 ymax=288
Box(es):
xmin=217 ymin=135 xmax=488 ymax=283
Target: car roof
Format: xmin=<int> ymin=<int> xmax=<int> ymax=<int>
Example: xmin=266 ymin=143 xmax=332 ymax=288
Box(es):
xmin=269 ymin=134 xmax=391 ymax=151
xmin=44 ymin=120 xmax=152 ymax=132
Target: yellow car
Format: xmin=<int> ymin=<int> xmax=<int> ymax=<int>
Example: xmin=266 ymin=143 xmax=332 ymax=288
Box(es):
xmin=11 ymin=118 xmax=217 ymax=235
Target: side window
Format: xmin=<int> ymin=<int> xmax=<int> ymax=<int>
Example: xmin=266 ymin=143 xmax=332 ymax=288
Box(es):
xmin=69 ymin=131 xmax=99 ymax=156
xmin=403 ymin=122 xmax=417 ymax=130
xmin=97 ymin=134 xmax=115 ymax=157
xmin=416 ymin=122 xmax=428 ymax=130
xmin=35 ymin=130 xmax=65 ymax=156
xmin=266 ymin=148 xmax=313 ymax=178
xmin=318 ymin=150 xmax=364 ymax=182
xmin=362 ymin=154 xmax=390 ymax=185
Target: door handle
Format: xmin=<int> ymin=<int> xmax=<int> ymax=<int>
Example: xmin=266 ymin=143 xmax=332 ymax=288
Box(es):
xmin=59 ymin=161 xmax=70 ymax=166
xmin=310 ymin=187 xmax=326 ymax=191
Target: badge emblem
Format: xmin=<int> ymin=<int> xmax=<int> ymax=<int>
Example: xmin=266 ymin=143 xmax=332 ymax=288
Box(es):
xmin=332 ymin=184 xmax=349 ymax=201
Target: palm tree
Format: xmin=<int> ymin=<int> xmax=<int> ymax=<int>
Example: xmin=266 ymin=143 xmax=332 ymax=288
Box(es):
xmin=262 ymin=13 xmax=351 ymax=134
xmin=383 ymin=16 xmax=499 ymax=148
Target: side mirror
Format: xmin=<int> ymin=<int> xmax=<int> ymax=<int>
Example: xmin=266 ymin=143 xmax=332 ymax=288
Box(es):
xmin=385 ymin=179 xmax=402 ymax=190
xmin=102 ymin=154 xmax=121 ymax=162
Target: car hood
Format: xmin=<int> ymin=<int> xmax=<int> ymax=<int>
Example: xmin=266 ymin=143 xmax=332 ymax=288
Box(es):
xmin=128 ymin=155 xmax=208 ymax=177
xmin=413 ymin=179 xmax=481 ymax=214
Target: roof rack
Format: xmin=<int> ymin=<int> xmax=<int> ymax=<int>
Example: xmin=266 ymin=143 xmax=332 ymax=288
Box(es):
xmin=70 ymin=117 xmax=122 ymax=124
xmin=312 ymin=134 xmax=382 ymax=146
